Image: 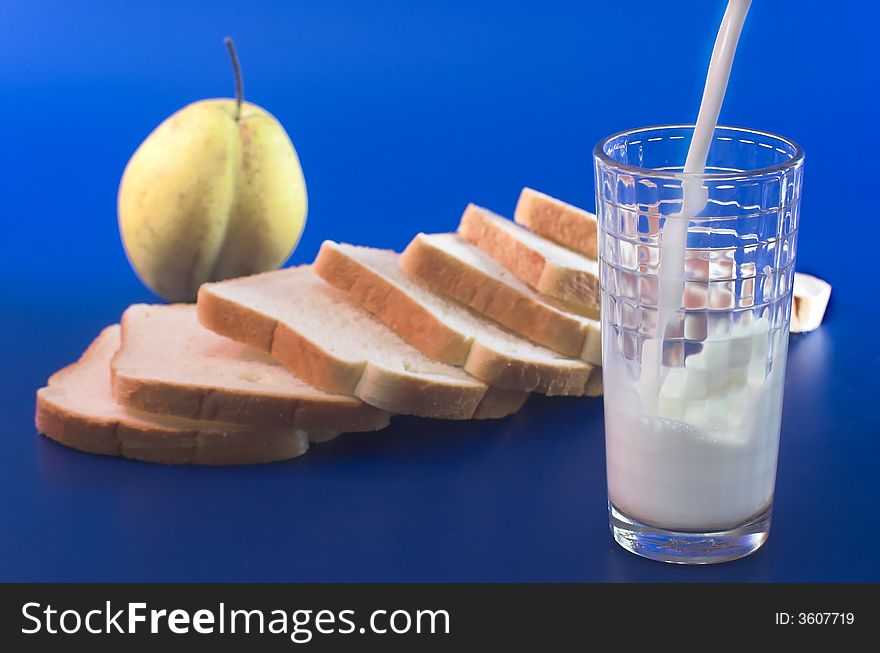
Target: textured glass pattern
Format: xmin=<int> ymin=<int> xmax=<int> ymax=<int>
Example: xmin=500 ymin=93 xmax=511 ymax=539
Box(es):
xmin=594 ymin=126 xmax=803 ymax=382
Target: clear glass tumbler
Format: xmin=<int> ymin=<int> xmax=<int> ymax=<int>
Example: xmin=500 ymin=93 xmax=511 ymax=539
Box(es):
xmin=593 ymin=125 xmax=804 ymax=564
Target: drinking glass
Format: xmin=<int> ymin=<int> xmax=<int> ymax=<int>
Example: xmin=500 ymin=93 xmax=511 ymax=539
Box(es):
xmin=593 ymin=125 xmax=804 ymax=563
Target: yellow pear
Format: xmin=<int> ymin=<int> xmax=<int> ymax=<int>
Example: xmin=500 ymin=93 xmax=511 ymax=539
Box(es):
xmin=118 ymin=38 xmax=307 ymax=302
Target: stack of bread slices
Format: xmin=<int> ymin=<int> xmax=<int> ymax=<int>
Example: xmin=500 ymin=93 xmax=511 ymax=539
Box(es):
xmin=35 ymin=188 xmax=606 ymax=464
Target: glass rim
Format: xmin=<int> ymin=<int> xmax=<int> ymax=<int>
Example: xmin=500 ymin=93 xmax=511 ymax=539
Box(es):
xmin=592 ymin=124 xmax=805 ymax=180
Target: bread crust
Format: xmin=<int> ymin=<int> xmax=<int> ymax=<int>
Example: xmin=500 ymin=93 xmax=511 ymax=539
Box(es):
xmin=514 ymin=187 xmax=598 ymax=259
xmin=459 ymin=204 xmax=600 ymax=317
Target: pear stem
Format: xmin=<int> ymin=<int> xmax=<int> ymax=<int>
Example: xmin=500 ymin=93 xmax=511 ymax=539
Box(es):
xmin=224 ymin=37 xmax=244 ymax=121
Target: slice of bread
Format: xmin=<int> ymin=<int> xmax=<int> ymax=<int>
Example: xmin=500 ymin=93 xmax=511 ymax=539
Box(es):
xmin=198 ymin=266 xmax=528 ymax=419
xmin=790 ymin=272 xmax=832 ymax=333
xmin=112 ymin=304 xmax=391 ymax=434
xmin=514 ymin=188 xmax=598 ymax=259
xmin=316 ymin=240 xmax=600 ymax=396
xmin=36 ymin=326 xmax=312 ymax=465
xmin=458 ymin=203 xmax=600 ymax=319
xmin=400 ymin=233 xmax=602 ymax=366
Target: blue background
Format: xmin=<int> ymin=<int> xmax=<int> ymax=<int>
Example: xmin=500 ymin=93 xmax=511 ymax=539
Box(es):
xmin=1 ymin=0 xmax=878 ymax=581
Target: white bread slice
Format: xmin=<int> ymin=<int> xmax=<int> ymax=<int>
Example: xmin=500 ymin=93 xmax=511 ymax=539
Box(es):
xmin=112 ymin=304 xmax=390 ymax=434
xmin=36 ymin=326 xmax=311 ymax=465
xmin=400 ymin=233 xmax=602 ymax=366
xmin=790 ymin=272 xmax=832 ymax=333
xmin=198 ymin=266 xmax=529 ymax=419
xmin=514 ymin=188 xmax=598 ymax=259
xmin=315 ymin=241 xmax=599 ymax=396
xmin=458 ymin=203 xmax=600 ymax=318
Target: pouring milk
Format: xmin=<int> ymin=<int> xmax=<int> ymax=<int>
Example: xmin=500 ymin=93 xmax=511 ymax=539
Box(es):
xmin=604 ymin=0 xmax=788 ymax=531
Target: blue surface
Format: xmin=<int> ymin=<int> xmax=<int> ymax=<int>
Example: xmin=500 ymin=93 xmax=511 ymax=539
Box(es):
xmin=1 ymin=0 xmax=878 ymax=581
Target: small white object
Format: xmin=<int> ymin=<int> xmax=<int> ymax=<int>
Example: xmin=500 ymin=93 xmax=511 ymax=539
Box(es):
xmin=790 ymin=272 xmax=832 ymax=333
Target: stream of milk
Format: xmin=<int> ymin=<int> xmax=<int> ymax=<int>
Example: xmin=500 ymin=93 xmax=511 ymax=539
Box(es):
xmin=643 ymin=0 xmax=753 ymax=407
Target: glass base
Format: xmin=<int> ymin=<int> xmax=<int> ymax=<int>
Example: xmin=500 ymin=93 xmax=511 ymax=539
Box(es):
xmin=609 ymin=502 xmax=771 ymax=564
